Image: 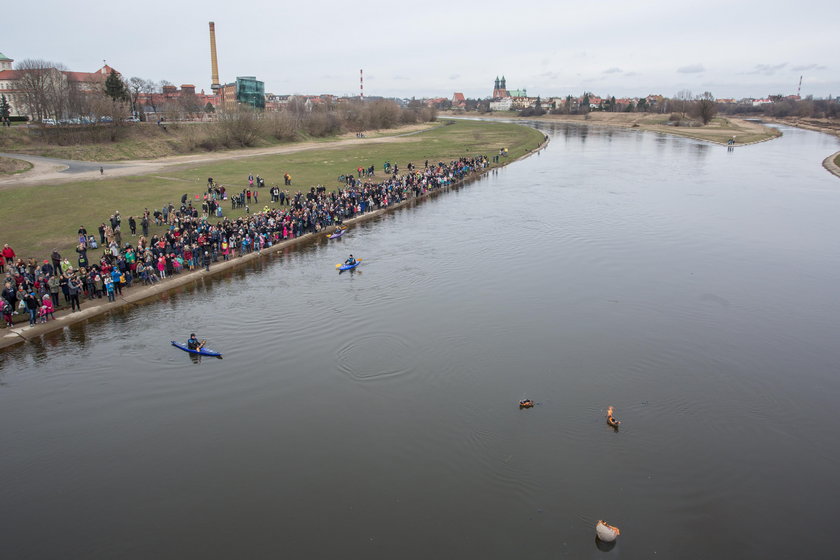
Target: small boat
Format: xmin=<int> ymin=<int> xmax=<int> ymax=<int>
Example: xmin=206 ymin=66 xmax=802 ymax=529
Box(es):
xmin=596 ymin=520 xmax=621 ymax=542
xmin=326 ymin=228 xmax=346 ymax=239
xmin=171 ymin=340 xmax=223 ymax=358
xmin=337 ymin=259 xmax=362 ymax=271
xmin=519 ymin=399 xmax=535 ymax=408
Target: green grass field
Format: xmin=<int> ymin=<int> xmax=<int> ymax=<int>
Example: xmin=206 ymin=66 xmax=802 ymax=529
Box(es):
xmin=0 ymin=119 xmax=544 ymax=260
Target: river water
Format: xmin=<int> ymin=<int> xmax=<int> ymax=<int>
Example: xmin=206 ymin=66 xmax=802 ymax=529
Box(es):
xmin=2 ymin=123 xmax=839 ymax=559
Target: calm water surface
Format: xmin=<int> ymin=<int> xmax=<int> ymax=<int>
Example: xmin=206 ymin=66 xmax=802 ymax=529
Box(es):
xmin=2 ymin=123 xmax=839 ymax=559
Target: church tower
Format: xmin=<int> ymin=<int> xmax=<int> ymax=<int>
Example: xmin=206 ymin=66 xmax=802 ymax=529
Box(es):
xmin=492 ymin=75 xmax=510 ymax=99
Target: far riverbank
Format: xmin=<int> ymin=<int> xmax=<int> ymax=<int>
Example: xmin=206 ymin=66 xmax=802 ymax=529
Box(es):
xmin=439 ymin=111 xmax=780 ymax=146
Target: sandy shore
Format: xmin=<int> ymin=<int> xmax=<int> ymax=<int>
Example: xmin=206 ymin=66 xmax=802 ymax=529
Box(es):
xmin=0 ymin=134 xmax=550 ymax=351
xmin=823 ymin=151 xmax=840 ymax=179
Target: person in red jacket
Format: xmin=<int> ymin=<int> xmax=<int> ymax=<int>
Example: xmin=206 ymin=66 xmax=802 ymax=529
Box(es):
xmin=2 ymin=244 xmax=15 ymax=266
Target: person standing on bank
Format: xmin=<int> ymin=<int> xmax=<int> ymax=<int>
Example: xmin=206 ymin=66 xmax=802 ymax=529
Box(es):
xmin=68 ymin=274 xmax=82 ymax=312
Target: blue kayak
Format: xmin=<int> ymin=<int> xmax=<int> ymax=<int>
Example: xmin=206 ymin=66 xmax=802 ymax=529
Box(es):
xmin=338 ymin=258 xmax=362 ymax=271
xmin=171 ymin=340 xmax=223 ymax=358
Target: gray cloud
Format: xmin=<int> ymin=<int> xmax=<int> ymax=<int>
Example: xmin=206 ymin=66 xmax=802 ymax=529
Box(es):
xmin=677 ymin=64 xmax=705 ymax=74
xmin=603 ymin=67 xmax=622 ymax=74
xmin=746 ymin=63 xmax=788 ymax=75
xmin=392 ymin=75 xmax=409 ymax=81
xmin=791 ymin=63 xmax=827 ymax=72
xmin=448 ymin=74 xmax=460 ymax=80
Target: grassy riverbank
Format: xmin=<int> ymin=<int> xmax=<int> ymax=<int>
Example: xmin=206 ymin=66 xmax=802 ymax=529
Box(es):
xmin=439 ymin=111 xmax=780 ymax=145
xmin=0 ymin=119 xmax=544 ymax=259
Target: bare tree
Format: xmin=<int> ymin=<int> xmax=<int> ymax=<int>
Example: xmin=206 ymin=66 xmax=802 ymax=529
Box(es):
xmin=140 ymin=79 xmax=158 ymax=115
xmin=691 ymin=91 xmax=717 ymax=124
xmin=15 ymin=59 xmax=70 ymax=121
xmin=674 ymin=89 xmax=693 ymax=118
xmin=127 ymin=77 xmax=145 ymax=116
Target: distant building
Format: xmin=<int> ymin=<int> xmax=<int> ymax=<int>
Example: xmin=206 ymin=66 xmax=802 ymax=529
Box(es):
xmin=137 ymin=83 xmax=216 ymax=119
xmin=489 ymin=98 xmax=513 ymax=111
xmin=492 ymin=76 xmax=509 ymax=99
xmin=452 ymin=92 xmax=465 ymax=108
xmin=0 ymin=52 xmax=119 ymax=119
xmin=235 ymin=76 xmax=265 ymax=109
xmin=265 ymin=93 xmax=290 ymax=111
xmin=425 ymin=97 xmax=448 ymax=109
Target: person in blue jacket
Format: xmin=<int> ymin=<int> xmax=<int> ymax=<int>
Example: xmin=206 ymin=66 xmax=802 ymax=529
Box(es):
xmin=187 ymin=334 xmax=205 ymax=351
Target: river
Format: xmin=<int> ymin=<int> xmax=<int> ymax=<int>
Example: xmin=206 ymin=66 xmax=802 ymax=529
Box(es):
xmin=1 ymin=122 xmax=839 ymax=559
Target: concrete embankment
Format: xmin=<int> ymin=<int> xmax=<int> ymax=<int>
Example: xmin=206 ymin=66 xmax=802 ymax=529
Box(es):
xmin=1 ymin=134 xmax=549 ymax=351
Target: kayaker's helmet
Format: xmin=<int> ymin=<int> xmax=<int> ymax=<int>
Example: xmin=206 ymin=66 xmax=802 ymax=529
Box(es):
xmin=190 ymin=333 xmax=195 ymax=337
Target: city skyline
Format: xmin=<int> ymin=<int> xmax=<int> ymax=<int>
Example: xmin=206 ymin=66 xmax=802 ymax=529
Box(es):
xmin=5 ymin=0 xmax=838 ymax=100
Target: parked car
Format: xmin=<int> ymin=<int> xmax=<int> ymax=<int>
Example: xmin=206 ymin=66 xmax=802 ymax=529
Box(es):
xmin=124 ymin=116 xmax=140 ymax=123
xmin=42 ymin=118 xmax=57 ymax=126
xmin=99 ymin=116 xmax=113 ymax=123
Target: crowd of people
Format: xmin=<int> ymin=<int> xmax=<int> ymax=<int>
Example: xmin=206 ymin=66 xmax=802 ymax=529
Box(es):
xmin=2 ymin=155 xmax=490 ymax=329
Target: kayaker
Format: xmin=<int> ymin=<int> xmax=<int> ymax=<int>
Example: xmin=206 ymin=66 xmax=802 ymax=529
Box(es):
xmin=187 ymin=333 xmax=205 ymax=351
xmin=345 ymin=255 xmax=356 ymax=266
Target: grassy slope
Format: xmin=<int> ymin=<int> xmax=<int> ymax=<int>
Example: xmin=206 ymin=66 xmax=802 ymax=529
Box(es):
xmin=0 ymin=122 xmax=441 ymax=162
xmin=0 ymin=119 xmax=544 ymax=259
xmin=0 ymin=123 xmax=283 ymax=161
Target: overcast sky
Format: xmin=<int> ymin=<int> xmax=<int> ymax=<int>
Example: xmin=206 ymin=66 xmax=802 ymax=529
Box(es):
xmin=5 ymin=0 xmax=838 ymax=100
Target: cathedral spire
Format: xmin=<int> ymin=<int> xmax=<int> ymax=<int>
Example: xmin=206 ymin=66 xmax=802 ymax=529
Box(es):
xmin=500 ymin=76 xmax=506 ymax=89
xmin=494 ymin=76 xmax=500 ymax=90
